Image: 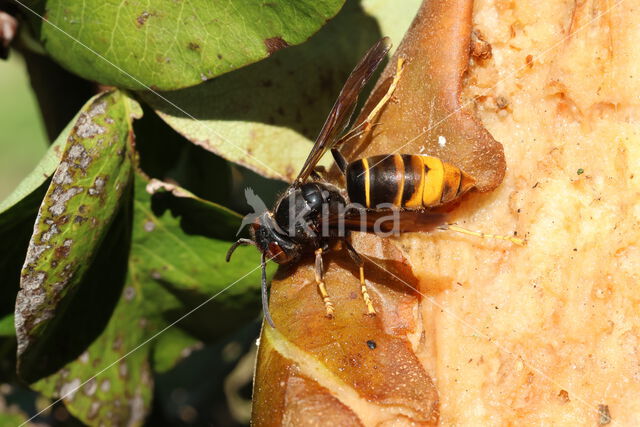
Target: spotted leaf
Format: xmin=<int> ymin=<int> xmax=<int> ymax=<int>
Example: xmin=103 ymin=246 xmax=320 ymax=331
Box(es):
xmin=0 ymin=109 xmax=75 ymax=318
xmin=141 ymin=1 xmax=390 ymax=181
xmin=16 ymin=90 xmax=140 ymax=382
xmin=32 ymin=173 xmax=263 ymax=425
xmin=137 ymin=0 xmax=405 ymax=182
xmin=26 ymin=0 xmax=346 ymax=90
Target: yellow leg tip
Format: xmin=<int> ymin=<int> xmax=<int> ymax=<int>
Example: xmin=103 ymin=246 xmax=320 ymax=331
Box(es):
xmin=360 ymin=57 xmax=405 ymax=137
xmin=324 ymin=301 xmax=335 ymax=319
xmin=363 ymin=297 xmax=376 ymax=315
xmin=444 ymin=224 xmax=526 ymax=246
xmin=359 ymin=266 xmax=376 ymax=315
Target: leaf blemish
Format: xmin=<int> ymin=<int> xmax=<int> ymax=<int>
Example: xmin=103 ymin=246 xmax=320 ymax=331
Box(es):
xmin=53 ymin=162 xmax=73 ymax=185
xmin=141 ymin=368 xmax=152 ymax=386
xmin=51 ymin=281 xmax=65 ymax=298
xmin=180 ymin=342 xmax=204 ymax=359
xmin=124 ymin=286 xmax=136 ymax=301
xmin=136 ymin=11 xmax=151 ymax=28
xmin=49 ymin=186 xmax=84 ymax=216
xmin=143 ymin=220 xmax=155 ymax=232
xmin=84 ymin=377 xmax=97 ymax=396
xmin=188 ymin=42 xmax=200 ymax=51
xmin=59 ymin=378 xmax=81 ymax=401
xmin=21 ymin=271 xmax=46 ymax=292
xmin=40 ymin=222 xmax=59 ymax=243
xmin=88 ymin=176 xmax=107 ymax=196
xmin=113 ymin=335 xmax=123 ymax=351
xmin=15 ymin=270 xmax=51 ymax=353
xmin=88 ymin=100 xmax=107 ymax=117
xmin=54 ymin=244 xmax=71 ymax=259
xmin=100 ymin=379 xmax=111 ymax=392
xmin=264 ymin=36 xmax=289 ymax=55
xmin=129 ymin=391 xmax=146 ymax=425
xmin=67 ymin=143 xmax=92 ymax=170
xmin=75 ymin=102 xmax=107 ymax=139
xmin=25 ymin=241 xmax=50 ymax=265
xmin=53 ymin=239 xmax=74 ymax=260
xmin=88 ymin=401 xmax=101 ymax=419
xmin=119 ymin=362 xmax=128 ymax=379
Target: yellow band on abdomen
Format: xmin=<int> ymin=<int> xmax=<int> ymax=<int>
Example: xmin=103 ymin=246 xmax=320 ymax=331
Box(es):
xmin=421 ymin=156 xmax=445 ymax=206
xmin=404 ymin=156 xmax=425 ymax=208
xmin=362 ymin=157 xmax=371 ymax=208
xmin=393 ymin=154 xmax=405 ymax=206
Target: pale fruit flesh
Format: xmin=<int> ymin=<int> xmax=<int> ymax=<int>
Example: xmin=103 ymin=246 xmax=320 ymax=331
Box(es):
xmin=403 ymin=0 xmax=640 ymax=424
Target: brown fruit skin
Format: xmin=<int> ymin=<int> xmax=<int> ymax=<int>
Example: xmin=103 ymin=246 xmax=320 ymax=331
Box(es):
xmin=255 ymin=0 xmax=640 ymax=425
xmin=252 ymin=332 xmax=364 ymax=427
xmin=253 ymin=236 xmax=439 ymax=426
xmin=253 ymin=0 xmax=494 ymax=424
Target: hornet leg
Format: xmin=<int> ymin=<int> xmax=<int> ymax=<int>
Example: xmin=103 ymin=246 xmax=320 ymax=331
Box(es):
xmin=362 ymin=56 xmax=405 ymax=133
xmin=344 ymin=238 xmax=376 ymax=315
xmin=331 ymin=148 xmax=348 ymax=176
xmin=261 ymin=252 xmax=275 ymax=328
xmin=331 ymin=56 xmax=406 ymax=153
xmin=439 ymin=224 xmax=526 ymax=246
xmin=226 ymin=238 xmax=255 ymax=262
xmin=314 ymin=248 xmax=334 ymax=318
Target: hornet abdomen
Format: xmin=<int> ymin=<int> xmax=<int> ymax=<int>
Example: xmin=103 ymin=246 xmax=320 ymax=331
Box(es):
xmin=346 ymin=154 xmax=476 ymax=209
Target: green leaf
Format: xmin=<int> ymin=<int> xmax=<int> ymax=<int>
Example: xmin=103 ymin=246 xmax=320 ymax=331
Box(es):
xmin=0 ymin=314 xmax=15 ymax=337
xmin=138 ymin=0 xmax=420 ymax=181
xmin=361 ymin=0 xmax=422 ymax=48
xmin=0 ymin=107 xmax=82 ymax=383
xmin=0 ymin=126 xmax=65 ymax=216
xmin=33 ymin=174 xmax=263 ymax=425
xmin=151 ymin=327 xmax=201 ymax=374
xmin=144 ymin=178 xmax=242 ymax=241
xmin=0 ymin=96 xmax=97 ymax=318
xmin=131 ymin=175 xmax=263 ymax=339
xmin=29 ymin=0 xmax=346 ymax=90
xmin=0 ymin=410 xmax=30 ymax=426
xmin=32 ymin=267 xmax=157 ymax=427
xmin=0 ymin=86 xmax=127 ymax=215
xmin=133 ymin=104 xmax=287 ymax=213
xmin=0 ymin=184 xmax=48 ymax=318
xmin=16 ymin=90 xmax=139 ymax=381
